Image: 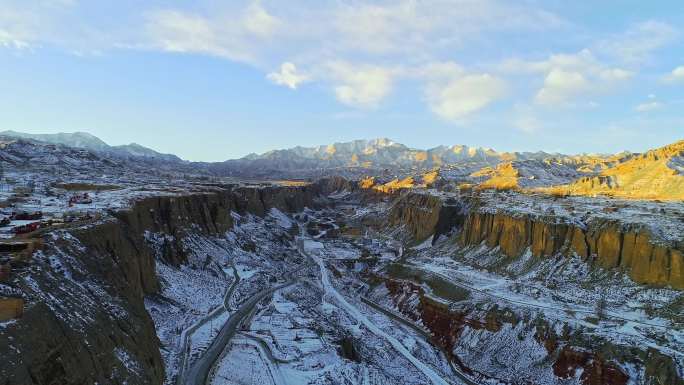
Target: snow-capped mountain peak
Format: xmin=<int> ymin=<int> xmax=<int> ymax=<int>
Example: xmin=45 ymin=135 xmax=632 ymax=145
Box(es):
xmin=0 ymin=130 xmax=181 ymax=162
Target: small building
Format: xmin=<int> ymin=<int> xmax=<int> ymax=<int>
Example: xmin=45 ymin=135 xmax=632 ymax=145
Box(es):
xmin=14 ymin=222 xmax=40 ymax=235
xmin=69 ymin=193 xmax=93 ymax=206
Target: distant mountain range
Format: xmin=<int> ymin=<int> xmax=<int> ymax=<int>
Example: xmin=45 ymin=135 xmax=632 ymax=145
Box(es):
xmin=0 ymin=130 xmax=574 ymax=177
xmin=242 ymin=137 xmax=559 ymax=166
xmin=1 ymin=130 xmax=682 ymax=200
xmin=209 ymin=137 xmax=566 ymax=178
xmin=0 ymin=130 xmax=183 ymax=163
xmin=0 ymin=131 xmax=572 ymax=173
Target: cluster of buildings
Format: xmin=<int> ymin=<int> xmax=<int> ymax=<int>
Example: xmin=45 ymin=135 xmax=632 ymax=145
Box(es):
xmin=0 ymin=184 xmax=99 ymax=322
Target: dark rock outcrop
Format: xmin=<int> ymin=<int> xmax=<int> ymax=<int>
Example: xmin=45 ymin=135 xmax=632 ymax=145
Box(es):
xmin=387 ymin=193 xmax=466 ymax=243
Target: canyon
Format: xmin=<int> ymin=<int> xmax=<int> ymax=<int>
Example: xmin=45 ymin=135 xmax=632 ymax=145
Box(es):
xmin=0 ymin=136 xmax=682 ymax=385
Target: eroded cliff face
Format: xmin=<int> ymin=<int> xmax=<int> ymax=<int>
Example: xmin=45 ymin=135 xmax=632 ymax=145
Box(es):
xmin=0 ymin=184 xmax=323 ymax=385
xmin=387 ymin=193 xmax=466 ymax=242
xmin=385 ymin=191 xmax=683 ymax=289
xmin=376 ymin=190 xmax=683 ymax=384
xmin=541 ymin=140 xmax=684 ymax=201
xmin=458 ymin=211 xmax=684 ymax=289
xmin=111 ymin=185 xmax=321 ymax=266
xmin=0 ymin=218 xmax=167 ymax=385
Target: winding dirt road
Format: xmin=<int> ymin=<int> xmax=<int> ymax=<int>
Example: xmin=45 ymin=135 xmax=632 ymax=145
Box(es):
xmin=182 ymin=280 xmax=295 ymax=385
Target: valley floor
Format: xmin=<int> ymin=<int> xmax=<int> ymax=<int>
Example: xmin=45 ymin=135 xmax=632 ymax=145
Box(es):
xmin=1 ymin=169 xmax=681 ymax=385
xmin=156 ymin=209 xmax=462 ymax=385
xmin=150 ymin=194 xmax=683 ymax=385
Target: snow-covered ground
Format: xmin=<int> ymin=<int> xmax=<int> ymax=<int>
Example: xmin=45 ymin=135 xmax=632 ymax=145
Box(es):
xmin=324 ymin=193 xmax=684 ymax=384
xmin=144 ymin=240 xmax=233 ymax=384
xmin=418 ymin=188 xmax=684 ymax=245
xmin=402 ymin=251 xmax=683 ymax=359
xmin=305 ymin=240 xmax=453 ymax=385
xmin=6 ymin=139 xmax=680 ymax=385
xmin=204 ymin=203 xmax=464 ymax=385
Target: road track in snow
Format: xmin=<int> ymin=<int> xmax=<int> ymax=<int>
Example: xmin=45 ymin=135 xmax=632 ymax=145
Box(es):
xmin=182 ymin=279 xmax=296 ymax=385
xmin=176 ymin=264 xmax=240 ymax=385
xmin=360 ymin=297 xmax=481 ymax=385
xmin=297 ymin=238 xmax=460 ymax=385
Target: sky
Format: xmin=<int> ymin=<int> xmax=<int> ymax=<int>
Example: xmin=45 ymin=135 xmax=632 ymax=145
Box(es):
xmin=0 ymin=0 xmax=683 ymax=161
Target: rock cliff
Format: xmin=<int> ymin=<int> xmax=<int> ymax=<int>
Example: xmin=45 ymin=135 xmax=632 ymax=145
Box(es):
xmin=385 ymin=191 xmax=683 ymax=289
xmin=387 ymin=192 xmax=466 ymax=242
xmin=0 ymin=184 xmax=323 ymax=385
xmin=458 ymin=211 xmax=684 ymax=289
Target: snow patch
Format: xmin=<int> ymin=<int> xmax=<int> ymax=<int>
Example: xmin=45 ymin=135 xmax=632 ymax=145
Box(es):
xmin=269 ymin=208 xmax=294 ymax=229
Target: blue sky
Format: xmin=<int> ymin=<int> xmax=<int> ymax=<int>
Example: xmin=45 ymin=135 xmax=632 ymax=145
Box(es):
xmin=0 ymin=0 xmax=683 ymax=161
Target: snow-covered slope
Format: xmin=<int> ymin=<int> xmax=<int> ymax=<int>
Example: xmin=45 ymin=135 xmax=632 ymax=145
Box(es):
xmin=669 ymin=155 xmax=684 ymax=175
xmin=543 ymin=140 xmax=684 ymax=200
xmin=0 ymin=136 xmax=207 ymax=185
xmin=209 ymin=138 xmax=561 ymax=178
xmin=470 ymin=159 xmax=584 ymax=189
xmin=0 ymin=130 xmax=111 ymax=152
xmin=0 ymin=130 xmax=182 ymax=163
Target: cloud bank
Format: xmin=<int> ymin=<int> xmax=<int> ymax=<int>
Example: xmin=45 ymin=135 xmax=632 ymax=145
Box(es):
xmin=0 ymin=0 xmax=680 ymax=127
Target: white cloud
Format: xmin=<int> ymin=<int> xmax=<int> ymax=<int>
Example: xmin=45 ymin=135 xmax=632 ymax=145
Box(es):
xmin=243 ymin=2 xmax=280 ymax=38
xmin=321 ymin=60 xmax=506 ymax=119
xmin=663 ymin=65 xmax=684 ymax=83
xmin=137 ymin=0 xmax=566 ymax=76
xmin=501 ymin=49 xmax=634 ymax=79
xmin=8 ymin=0 xmax=668 ymax=118
xmin=635 ymin=101 xmax=662 ymax=112
xmin=499 ymin=21 xmax=672 ymax=107
xmin=0 ymin=5 xmax=44 ymax=50
xmin=144 ymin=2 xmax=282 ymax=64
xmin=332 ymin=0 xmax=564 ymax=55
xmin=328 ymin=62 xmax=395 ymax=108
xmin=0 ymin=29 xmax=29 ymax=49
xmin=535 ymin=69 xmax=589 ymax=105
xmin=0 ymin=0 xmax=569 ymax=113
xmin=146 ymin=11 xmax=222 ymax=54
xmin=596 ymin=21 xmax=678 ymax=63
xmin=267 ymin=62 xmax=308 ymax=89
xmin=0 ymin=1 xmax=122 ymax=53
xmin=598 ymin=68 xmax=633 ymax=81
xmin=426 ymin=73 xmax=506 ymax=121
xmin=503 ymin=49 xmax=633 ymax=106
